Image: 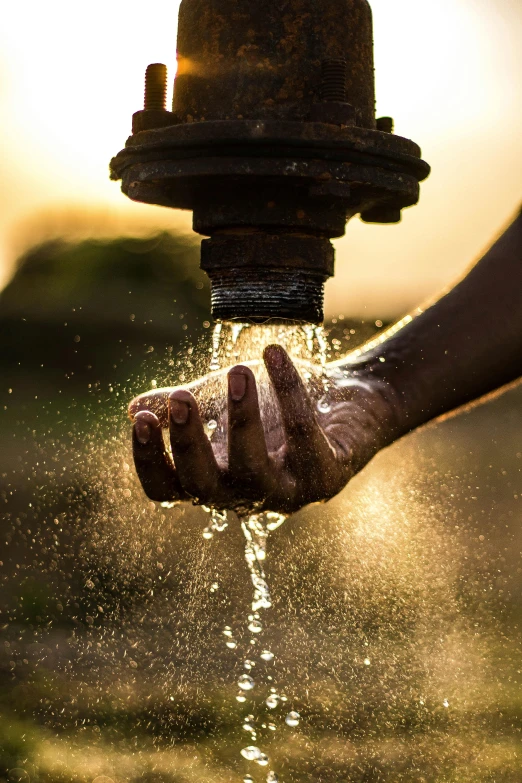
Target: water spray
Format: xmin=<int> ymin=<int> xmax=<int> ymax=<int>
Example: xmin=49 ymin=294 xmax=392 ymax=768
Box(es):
xmin=110 ymin=0 xmax=430 ymax=324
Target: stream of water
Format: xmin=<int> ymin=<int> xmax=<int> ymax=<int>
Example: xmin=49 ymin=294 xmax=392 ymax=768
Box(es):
xmin=199 ymin=321 xmax=329 ymax=782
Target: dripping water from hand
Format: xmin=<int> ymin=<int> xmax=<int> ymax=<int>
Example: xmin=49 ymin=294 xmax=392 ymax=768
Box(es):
xmin=198 ymin=320 xmax=326 ymax=780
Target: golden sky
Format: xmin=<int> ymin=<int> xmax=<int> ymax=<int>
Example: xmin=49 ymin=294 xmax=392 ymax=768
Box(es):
xmin=0 ymin=0 xmax=520 ymax=318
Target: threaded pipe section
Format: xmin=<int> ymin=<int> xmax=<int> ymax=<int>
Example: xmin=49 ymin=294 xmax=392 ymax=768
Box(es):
xmin=321 ymin=59 xmax=347 ymax=102
xmin=208 ymin=268 xmax=326 ymax=324
xmin=144 ymin=63 xmax=167 ymax=110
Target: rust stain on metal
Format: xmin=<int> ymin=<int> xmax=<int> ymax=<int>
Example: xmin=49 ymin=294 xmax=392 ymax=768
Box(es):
xmin=110 ymin=0 xmax=430 ymax=322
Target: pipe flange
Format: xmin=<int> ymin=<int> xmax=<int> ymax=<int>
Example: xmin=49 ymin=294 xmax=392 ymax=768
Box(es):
xmin=201 ymin=234 xmax=334 ymax=275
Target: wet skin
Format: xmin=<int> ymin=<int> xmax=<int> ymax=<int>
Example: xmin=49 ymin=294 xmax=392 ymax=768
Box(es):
xmin=129 ymin=209 xmax=522 ymax=514
xmin=128 ymin=344 xmax=400 ymax=514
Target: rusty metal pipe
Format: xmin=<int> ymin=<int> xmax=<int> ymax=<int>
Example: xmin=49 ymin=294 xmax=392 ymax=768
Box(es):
xmin=110 ymin=0 xmax=430 ymax=323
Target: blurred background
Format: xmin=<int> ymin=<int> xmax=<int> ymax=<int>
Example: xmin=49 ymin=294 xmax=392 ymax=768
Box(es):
xmin=0 ymin=0 xmax=521 ymax=781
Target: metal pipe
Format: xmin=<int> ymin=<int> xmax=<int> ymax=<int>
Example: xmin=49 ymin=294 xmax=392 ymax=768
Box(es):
xmin=110 ymin=0 xmax=430 ymax=323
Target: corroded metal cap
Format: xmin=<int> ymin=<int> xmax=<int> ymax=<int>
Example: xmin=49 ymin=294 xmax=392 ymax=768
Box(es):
xmin=110 ymin=0 xmax=430 ymax=323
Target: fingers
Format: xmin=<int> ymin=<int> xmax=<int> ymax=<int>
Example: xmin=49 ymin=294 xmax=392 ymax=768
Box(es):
xmin=264 ymin=345 xmax=337 ymax=483
xmin=128 ymin=378 xmax=226 ymax=429
xmin=227 ymin=366 xmax=271 ymax=488
xmin=169 ymin=390 xmax=223 ymax=503
xmin=131 ymin=348 xmax=342 ymax=512
xmin=128 ymin=389 xmax=171 ymax=427
xmin=132 ymin=411 xmax=184 ymax=502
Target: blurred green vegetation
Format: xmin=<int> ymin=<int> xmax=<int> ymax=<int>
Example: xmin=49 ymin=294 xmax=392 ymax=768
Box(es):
xmin=0 ymin=232 xmax=210 ymax=411
xmin=0 ymin=230 xmax=521 ymax=782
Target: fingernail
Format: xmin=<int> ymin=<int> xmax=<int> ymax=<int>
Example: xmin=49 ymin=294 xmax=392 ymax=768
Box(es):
xmin=229 ymin=372 xmax=247 ymax=401
xmin=170 ymin=399 xmax=189 ymax=425
xmin=135 ymin=418 xmax=151 ymax=445
xmin=265 ymin=344 xmax=284 ymax=368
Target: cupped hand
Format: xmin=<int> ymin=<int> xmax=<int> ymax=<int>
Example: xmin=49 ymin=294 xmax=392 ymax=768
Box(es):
xmin=128 ymin=345 xmax=401 ymax=514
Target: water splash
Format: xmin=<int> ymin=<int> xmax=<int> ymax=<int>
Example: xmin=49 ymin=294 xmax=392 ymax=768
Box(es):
xmin=196 ymin=320 xmax=330 ymax=779
xmin=209 ymin=321 xmax=223 ymax=372
xmin=7 ymin=292 xmax=514 ymax=783
xmin=242 ymin=512 xmax=284 ymax=613
xmin=241 ymin=746 xmax=262 ymax=761
xmin=238 ymin=674 xmax=255 ymax=691
xmin=201 ymin=507 xmax=228 ymax=540
xmin=285 ymin=710 xmax=300 ymax=727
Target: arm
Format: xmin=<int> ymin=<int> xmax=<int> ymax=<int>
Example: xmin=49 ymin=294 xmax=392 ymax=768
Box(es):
xmin=129 ymin=208 xmax=522 ymax=513
xmin=344 ymin=207 xmax=522 ymax=434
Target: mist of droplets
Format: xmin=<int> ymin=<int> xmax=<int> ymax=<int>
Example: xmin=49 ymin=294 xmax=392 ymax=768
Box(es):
xmin=3 ymin=313 xmax=518 ymax=783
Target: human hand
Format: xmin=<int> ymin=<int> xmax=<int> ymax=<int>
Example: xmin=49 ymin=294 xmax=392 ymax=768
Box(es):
xmin=128 ymin=345 xmax=403 ymax=514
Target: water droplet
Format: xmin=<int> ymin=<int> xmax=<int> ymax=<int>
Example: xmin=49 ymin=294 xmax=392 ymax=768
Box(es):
xmin=243 ymin=722 xmax=255 ymax=733
xmin=266 ymin=512 xmax=286 ymax=531
xmin=364 ymin=658 xmax=371 ymax=666
xmin=248 ymin=619 xmax=263 ymax=634
xmin=256 ymin=753 xmax=269 ymax=767
xmin=267 ymin=773 xmax=279 ymax=783
xmin=210 ymin=582 xmax=219 ymax=592
xmin=226 ymin=641 xmax=237 ymax=649
xmin=241 ymin=746 xmax=261 ymax=761
xmin=223 ymin=626 xmax=233 ymax=637
xmin=260 ymin=650 xmax=274 ymax=661
xmin=285 ymin=711 xmax=300 ymax=727
xmin=265 ymin=695 xmax=279 ymax=709
xmin=268 ymin=722 xmax=277 ymax=731
xmin=244 ymin=777 xmax=254 ymax=783
xmin=244 ymin=659 xmax=256 ymax=670
xmin=443 ymin=699 xmax=449 ymax=708
xmin=238 ymin=674 xmax=255 ymax=691
xmin=236 ymin=693 xmax=247 ymax=703
xmin=207 ymin=419 xmax=218 ymax=431
xmin=253 ymin=596 xmax=272 ymax=611
xmin=85 ymin=579 xmax=94 ymax=590
xmin=202 ymin=527 xmax=213 ymax=540
xmin=317 ymin=397 xmax=331 ymax=413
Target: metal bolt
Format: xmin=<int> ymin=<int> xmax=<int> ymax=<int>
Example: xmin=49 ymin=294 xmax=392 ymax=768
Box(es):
xmin=144 ymin=63 xmax=167 ymax=110
xmin=320 ymin=59 xmax=347 ymax=103
xmin=376 ymin=116 xmax=394 ymax=133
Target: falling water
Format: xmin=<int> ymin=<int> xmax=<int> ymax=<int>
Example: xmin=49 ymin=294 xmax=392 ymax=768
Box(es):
xmin=198 ymin=320 xmax=327 ymax=781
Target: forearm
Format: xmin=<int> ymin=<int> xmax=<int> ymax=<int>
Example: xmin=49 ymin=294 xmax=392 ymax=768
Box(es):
xmin=340 ymin=208 xmax=522 ymax=435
